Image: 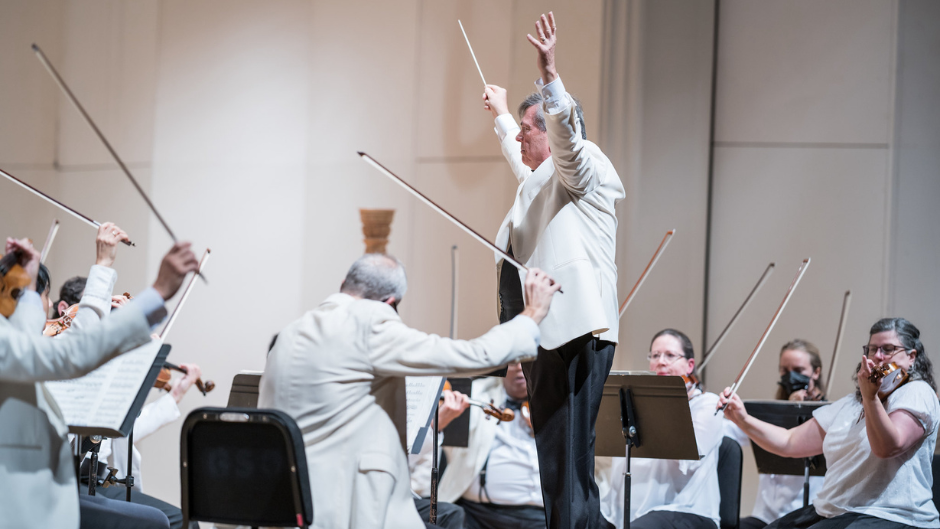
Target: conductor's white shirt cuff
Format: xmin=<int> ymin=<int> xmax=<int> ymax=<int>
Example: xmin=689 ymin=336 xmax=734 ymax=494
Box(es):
xmin=535 ymin=76 xmax=568 ymax=115
xmin=512 ymin=314 xmax=541 ymax=348
xmin=494 ymin=113 xmax=519 ymax=143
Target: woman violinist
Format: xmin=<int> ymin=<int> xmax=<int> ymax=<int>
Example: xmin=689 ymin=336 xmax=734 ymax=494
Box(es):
xmin=600 ymin=329 xmax=725 ymax=529
xmin=718 ymin=318 xmax=940 ymax=529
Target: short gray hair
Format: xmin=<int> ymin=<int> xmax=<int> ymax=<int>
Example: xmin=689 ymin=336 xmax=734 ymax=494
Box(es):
xmin=340 ymin=253 xmax=408 ymax=302
xmin=518 ymin=92 xmax=586 ymax=140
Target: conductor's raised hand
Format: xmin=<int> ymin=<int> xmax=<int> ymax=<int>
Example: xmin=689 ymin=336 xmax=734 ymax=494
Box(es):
xmin=526 ymin=11 xmax=557 ymax=84
xmin=717 ymin=387 xmax=748 ymax=423
xmin=520 ymin=268 xmax=562 ymax=325
xmin=483 ymin=85 xmax=510 ymax=118
xmin=152 ymin=242 xmax=199 ymax=301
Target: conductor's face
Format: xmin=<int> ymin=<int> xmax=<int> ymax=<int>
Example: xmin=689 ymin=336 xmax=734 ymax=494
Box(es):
xmin=517 ymin=106 xmax=551 ymax=171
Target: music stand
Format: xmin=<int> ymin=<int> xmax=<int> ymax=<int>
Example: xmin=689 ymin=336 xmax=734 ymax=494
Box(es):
xmin=596 ymin=372 xmax=700 ymax=529
xmin=744 ymin=400 xmax=827 ymax=507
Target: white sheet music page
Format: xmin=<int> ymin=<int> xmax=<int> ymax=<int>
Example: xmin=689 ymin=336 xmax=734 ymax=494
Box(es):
xmin=45 ymin=339 xmax=163 ymax=433
xmin=405 ymin=376 xmax=444 ymax=453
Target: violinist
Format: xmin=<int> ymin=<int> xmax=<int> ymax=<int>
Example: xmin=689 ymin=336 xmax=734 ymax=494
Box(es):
xmin=724 ymin=340 xmax=827 ymax=529
xmin=0 ymin=236 xmax=199 ymax=529
xmin=46 ymin=224 xmax=202 ymax=529
xmin=257 ymin=254 xmax=560 ymax=529
xmin=599 ymin=329 xmax=724 ymax=529
xmin=718 ymin=318 xmax=940 ymax=529
xmin=435 ymin=362 xmax=545 ymax=529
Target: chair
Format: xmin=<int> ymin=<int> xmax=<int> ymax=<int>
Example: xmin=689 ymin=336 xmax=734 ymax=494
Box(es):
xmin=717 ymin=436 xmax=743 ymax=529
xmin=180 ymin=407 xmax=313 ymax=528
xmin=932 ymin=454 xmax=940 ymax=509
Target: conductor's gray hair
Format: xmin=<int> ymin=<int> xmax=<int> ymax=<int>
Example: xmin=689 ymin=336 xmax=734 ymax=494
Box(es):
xmin=340 ymin=253 xmax=408 ymax=302
xmin=517 ymin=92 xmax=587 ymax=140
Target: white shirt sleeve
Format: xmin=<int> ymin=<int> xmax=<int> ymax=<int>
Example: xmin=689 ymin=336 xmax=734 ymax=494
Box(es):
xmin=813 ymin=398 xmax=846 ymax=433
xmin=65 ymin=265 xmax=117 ymax=334
xmin=535 ymin=77 xmax=570 ymax=115
xmin=133 ymin=392 xmax=181 ymax=440
xmin=494 ymin=113 xmax=519 ymax=143
xmin=886 ymin=381 xmax=940 ymax=436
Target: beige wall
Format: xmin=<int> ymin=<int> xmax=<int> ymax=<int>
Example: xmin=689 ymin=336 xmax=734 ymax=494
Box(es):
xmin=2 ymin=0 xmax=938 ymax=521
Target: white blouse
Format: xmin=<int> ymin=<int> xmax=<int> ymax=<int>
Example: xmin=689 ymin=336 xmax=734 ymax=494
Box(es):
xmin=812 ymin=381 xmax=940 ymax=527
xmin=599 ymin=390 xmax=724 ymax=528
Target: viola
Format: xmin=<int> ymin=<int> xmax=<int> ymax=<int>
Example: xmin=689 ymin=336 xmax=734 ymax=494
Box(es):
xmin=153 ymin=362 xmax=215 ymax=396
xmin=868 ymin=362 xmax=910 ymax=401
xmin=0 ymin=252 xmax=32 ymax=318
xmin=441 ymin=380 xmax=515 ymax=423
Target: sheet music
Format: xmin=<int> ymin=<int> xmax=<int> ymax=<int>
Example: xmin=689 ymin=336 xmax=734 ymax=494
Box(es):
xmin=405 ymin=376 xmax=444 ymax=453
xmin=45 ymin=340 xmax=163 ymax=434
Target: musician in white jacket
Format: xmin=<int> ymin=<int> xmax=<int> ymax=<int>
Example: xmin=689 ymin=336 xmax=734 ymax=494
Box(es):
xmin=482 ymin=11 xmax=625 ymax=529
xmin=0 ymin=236 xmax=199 ymax=529
xmin=258 ymin=253 xmax=560 ymax=529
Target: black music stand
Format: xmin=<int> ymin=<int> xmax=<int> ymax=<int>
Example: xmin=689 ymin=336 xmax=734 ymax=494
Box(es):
xmin=74 ymin=344 xmax=171 ymax=501
xmin=744 ymin=400 xmax=827 ymax=507
xmin=596 ymin=372 xmax=700 ymax=529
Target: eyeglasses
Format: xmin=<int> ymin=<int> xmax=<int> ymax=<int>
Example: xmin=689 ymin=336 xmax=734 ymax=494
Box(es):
xmin=647 ymin=351 xmax=685 ymax=364
xmin=862 ymin=344 xmax=908 ymax=359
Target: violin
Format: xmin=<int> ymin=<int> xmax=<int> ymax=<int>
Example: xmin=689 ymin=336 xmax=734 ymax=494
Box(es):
xmin=153 ymin=362 xmax=215 ymax=396
xmin=682 ymin=374 xmax=702 ymax=394
xmin=868 ymin=362 xmax=910 ymax=401
xmin=441 ymin=380 xmax=515 ymax=423
xmin=0 ymin=252 xmax=31 ymax=318
xmin=44 ymin=292 xmax=133 ymax=337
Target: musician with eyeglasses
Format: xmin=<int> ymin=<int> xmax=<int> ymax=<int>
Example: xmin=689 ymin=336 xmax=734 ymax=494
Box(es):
xmin=718 ymin=318 xmax=940 ymax=529
xmin=598 ymin=329 xmax=724 ymax=529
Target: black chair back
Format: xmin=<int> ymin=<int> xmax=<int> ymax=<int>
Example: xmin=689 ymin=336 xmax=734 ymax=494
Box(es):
xmin=717 ymin=436 xmax=743 ymax=529
xmin=932 ymin=454 xmax=940 ymax=510
xmin=180 ymin=407 xmax=313 ymax=528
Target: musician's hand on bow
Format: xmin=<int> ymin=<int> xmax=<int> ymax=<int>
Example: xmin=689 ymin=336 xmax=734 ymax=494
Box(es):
xmin=483 ymin=85 xmax=510 ymax=119
xmin=526 ymin=11 xmax=557 ymax=85
xmin=6 ymin=237 xmax=41 ymax=289
xmin=438 ymin=389 xmax=470 ymax=431
xmin=96 ymin=222 xmax=129 ymax=268
xmin=717 ymin=387 xmax=747 ymax=423
xmin=152 ymin=242 xmax=199 ymax=301
xmin=520 ymin=268 xmax=562 ymax=325
xmin=858 ymin=355 xmax=879 ymax=402
xmin=170 ymin=363 xmax=202 ymax=403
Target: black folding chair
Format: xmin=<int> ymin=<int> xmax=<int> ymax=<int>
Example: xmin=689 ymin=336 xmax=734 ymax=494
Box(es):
xmin=932 ymin=453 xmax=940 ymax=511
xmin=180 ymin=407 xmax=313 ymax=529
xmin=717 ymin=436 xmax=743 ymax=529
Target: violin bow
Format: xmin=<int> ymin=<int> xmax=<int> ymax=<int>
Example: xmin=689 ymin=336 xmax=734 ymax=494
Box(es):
xmin=32 ymin=44 xmax=205 ymax=281
xmin=357 ymin=153 xmax=556 ymax=289
xmin=698 ymin=262 xmax=775 ymax=371
xmin=1 ymin=167 xmax=135 ymax=246
xmin=619 ymin=229 xmax=675 ymax=318
xmin=39 ymin=219 xmax=60 ymax=265
xmin=825 ymin=290 xmax=852 ymax=393
xmin=450 ymin=245 xmax=459 ymax=340
xmin=716 ymin=258 xmax=811 ymax=415
xmin=159 ymin=249 xmax=211 ymax=340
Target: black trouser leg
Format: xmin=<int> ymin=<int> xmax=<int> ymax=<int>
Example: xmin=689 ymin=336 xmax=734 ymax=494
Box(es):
xmin=522 ymin=334 xmax=616 ymax=529
xmin=94 ymin=485 xmax=197 ymax=529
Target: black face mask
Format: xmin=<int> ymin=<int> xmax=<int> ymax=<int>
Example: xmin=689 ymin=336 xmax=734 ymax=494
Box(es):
xmin=778 ymin=370 xmax=811 ymax=397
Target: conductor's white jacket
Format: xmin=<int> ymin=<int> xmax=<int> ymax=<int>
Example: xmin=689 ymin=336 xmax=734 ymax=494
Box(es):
xmin=494 ymin=76 xmax=625 ymax=350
